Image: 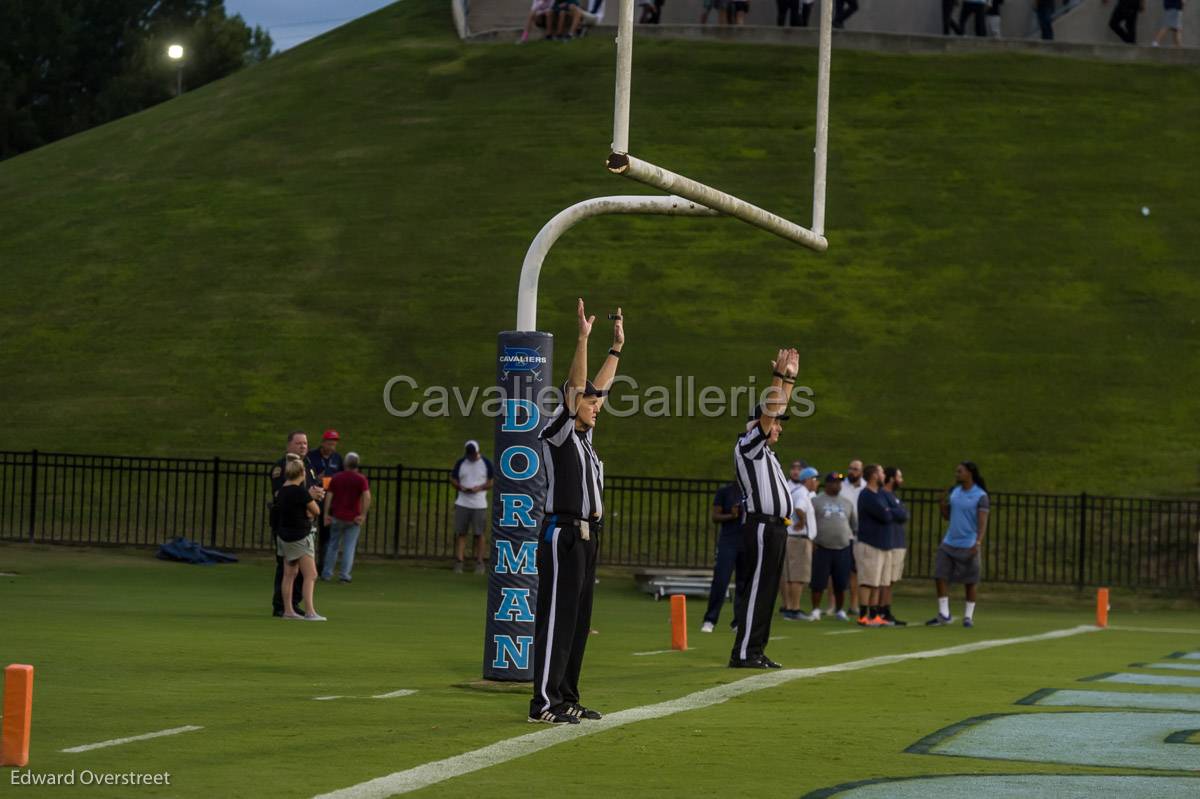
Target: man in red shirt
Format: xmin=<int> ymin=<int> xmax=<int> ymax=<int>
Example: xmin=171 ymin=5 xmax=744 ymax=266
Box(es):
xmin=322 ymin=452 xmax=372 ymax=583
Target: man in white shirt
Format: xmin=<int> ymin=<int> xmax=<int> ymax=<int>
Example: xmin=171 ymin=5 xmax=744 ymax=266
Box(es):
xmin=781 ymin=462 xmax=819 ymax=621
xmin=450 ymin=440 xmax=494 ymax=573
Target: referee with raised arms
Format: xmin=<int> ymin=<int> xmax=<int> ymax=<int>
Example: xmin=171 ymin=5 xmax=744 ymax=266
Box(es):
xmin=528 ymin=298 xmax=624 ymax=725
xmin=730 ymin=347 xmax=799 ymax=669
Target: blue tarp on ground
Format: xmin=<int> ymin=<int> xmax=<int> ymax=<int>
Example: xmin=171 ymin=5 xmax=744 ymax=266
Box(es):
xmin=156 ymin=537 xmax=238 ymax=565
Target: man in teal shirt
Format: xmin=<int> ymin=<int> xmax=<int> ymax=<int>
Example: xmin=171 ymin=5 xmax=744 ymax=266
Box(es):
xmin=927 ymin=461 xmax=990 ymax=628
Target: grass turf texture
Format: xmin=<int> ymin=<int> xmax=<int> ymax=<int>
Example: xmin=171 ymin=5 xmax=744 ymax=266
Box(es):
xmin=0 ymin=1 xmax=1198 ymax=495
xmin=2 ymin=544 xmax=1199 ymax=797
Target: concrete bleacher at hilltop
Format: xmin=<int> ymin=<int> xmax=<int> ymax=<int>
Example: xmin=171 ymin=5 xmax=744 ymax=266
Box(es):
xmin=458 ymin=0 xmax=1198 ymax=49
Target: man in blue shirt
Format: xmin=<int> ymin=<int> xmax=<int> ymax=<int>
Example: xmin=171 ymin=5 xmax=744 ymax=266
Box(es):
xmin=306 ymin=429 xmax=344 ymax=577
xmin=927 ymin=461 xmax=990 ymax=628
xmin=854 ymin=464 xmax=894 ymax=627
xmin=701 ymin=482 xmax=743 ymax=633
xmin=880 ymin=466 xmax=909 ymax=626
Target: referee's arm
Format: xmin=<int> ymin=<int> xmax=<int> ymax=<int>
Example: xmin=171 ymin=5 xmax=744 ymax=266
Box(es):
xmin=564 ymin=297 xmax=595 ymax=415
xmin=756 ymin=347 xmax=798 ymax=434
xmin=591 ymin=306 xmax=624 ymax=409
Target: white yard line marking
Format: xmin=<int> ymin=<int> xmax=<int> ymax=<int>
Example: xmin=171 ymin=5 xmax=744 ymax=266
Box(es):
xmin=314 ymin=696 xmax=345 ymax=701
xmin=62 ymin=725 xmax=202 ymax=753
xmin=372 ymin=690 xmax=417 ymax=699
xmin=769 ymin=636 xmax=789 ymax=641
xmin=824 ymin=629 xmax=863 ymax=635
xmin=1108 ymin=626 xmax=1200 ymax=635
xmin=314 ymin=625 xmax=1099 ymax=799
xmin=632 ymin=649 xmax=679 ymax=656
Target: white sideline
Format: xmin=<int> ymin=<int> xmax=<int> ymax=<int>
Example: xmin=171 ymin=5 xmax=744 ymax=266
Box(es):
xmin=372 ymin=690 xmax=417 ymax=699
xmin=1108 ymin=625 xmax=1200 ymax=634
xmin=313 ymin=625 xmax=1098 ymax=799
xmin=61 ymin=725 xmax=202 ymax=753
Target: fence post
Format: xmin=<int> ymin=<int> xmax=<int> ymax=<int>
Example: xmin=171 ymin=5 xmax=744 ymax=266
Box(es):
xmin=392 ymin=464 xmax=403 ymax=558
xmin=1076 ymin=491 xmax=1088 ymax=590
xmin=210 ymin=456 xmax=221 ymax=547
xmin=27 ymin=449 xmax=38 ymax=542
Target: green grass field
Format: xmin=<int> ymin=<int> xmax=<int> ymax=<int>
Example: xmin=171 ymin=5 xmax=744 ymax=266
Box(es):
xmin=1 ymin=543 xmax=1198 ymax=797
xmin=0 ymin=1 xmax=1197 ymax=494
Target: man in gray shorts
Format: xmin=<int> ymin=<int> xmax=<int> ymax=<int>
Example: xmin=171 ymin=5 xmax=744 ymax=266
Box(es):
xmin=450 ymin=440 xmax=494 ymax=573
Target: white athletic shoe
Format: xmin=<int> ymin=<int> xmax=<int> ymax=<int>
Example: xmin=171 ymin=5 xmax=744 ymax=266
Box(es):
xmin=834 ymin=610 xmax=849 ymax=621
xmin=304 ymin=614 xmax=327 ymax=622
xmin=808 ymin=609 xmax=822 ymax=622
xmin=700 ymin=621 xmax=715 ymax=633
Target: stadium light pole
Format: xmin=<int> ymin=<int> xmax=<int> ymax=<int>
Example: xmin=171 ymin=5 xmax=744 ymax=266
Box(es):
xmin=167 ymin=44 xmax=184 ymax=97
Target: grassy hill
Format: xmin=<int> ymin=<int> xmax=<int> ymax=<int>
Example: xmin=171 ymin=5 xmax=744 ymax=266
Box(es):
xmin=0 ymin=0 xmax=1197 ymax=495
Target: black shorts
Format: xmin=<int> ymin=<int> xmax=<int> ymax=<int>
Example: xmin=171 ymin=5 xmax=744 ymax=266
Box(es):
xmin=811 ymin=544 xmax=853 ymax=593
xmin=732 ymin=0 xmax=749 ymax=12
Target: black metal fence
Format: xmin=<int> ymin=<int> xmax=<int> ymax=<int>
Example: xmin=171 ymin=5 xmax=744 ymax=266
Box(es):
xmin=1 ymin=450 xmax=1197 ymax=591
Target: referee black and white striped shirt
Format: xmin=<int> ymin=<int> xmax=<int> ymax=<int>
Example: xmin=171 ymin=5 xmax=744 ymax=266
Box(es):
xmin=733 ymin=423 xmax=790 ymax=520
xmin=540 ymin=403 xmax=604 ymax=520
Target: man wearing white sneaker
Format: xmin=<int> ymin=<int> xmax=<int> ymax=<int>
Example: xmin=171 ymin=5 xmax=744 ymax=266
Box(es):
xmin=781 ymin=463 xmax=818 ymax=621
xmin=701 ymin=482 xmax=743 ymax=634
xmin=927 ymin=461 xmax=990 ymax=628
xmin=809 ymin=472 xmax=856 ymax=621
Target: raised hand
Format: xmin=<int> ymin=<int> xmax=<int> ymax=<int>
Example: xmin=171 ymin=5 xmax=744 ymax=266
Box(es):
xmin=612 ymin=306 xmax=624 ymax=347
xmin=577 ymin=297 xmax=595 ymax=339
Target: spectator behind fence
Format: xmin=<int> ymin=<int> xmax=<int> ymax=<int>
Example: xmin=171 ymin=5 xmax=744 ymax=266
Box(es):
xmin=927 ymin=461 xmax=990 ymax=628
xmin=855 ymin=464 xmax=894 ymax=626
xmin=701 ymin=0 xmax=728 ymax=23
xmin=833 ymin=459 xmax=864 ymax=615
xmin=1036 ymin=0 xmax=1056 ymax=40
xmin=728 ymin=0 xmax=749 ymax=24
xmin=550 ymin=0 xmax=587 ymax=40
xmin=809 ymin=472 xmax=856 ymax=621
xmin=958 ymin=0 xmax=987 ymax=35
xmin=1106 ymin=0 xmax=1143 ymax=43
xmin=450 ymin=439 xmax=494 ymax=574
xmin=880 ymin=466 xmax=909 ymax=626
xmin=701 ymin=481 xmax=743 ymax=633
xmin=1152 ymin=0 xmax=1185 ymax=46
xmin=781 ymin=463 xmax=818 ymax=620
xmin=270 ymin=431 xmax=323 ymax=617
xmin=639 ymin=0 xmax=665 ymax=24
xmin=322 ymin=452 xmax=372 ymax=583
xmin=943 ymin=0 xmax=963 ymax=34
xmin=519 ymin=0 xmax=555 ymax=43
xmin=800 ymin=0 xmax=816 ymax=25
xmin=277 ymin=459 xmax=326 ymax=621
xmin=986 ymin=0 xmax=1004 ymax=36
xmin=777 ymin=0 xmax=801 ymax=26
xmin=833 ymin=0 xmax=858 ymax=28
xmin=307 ymin=429 xmax=343 ymax=580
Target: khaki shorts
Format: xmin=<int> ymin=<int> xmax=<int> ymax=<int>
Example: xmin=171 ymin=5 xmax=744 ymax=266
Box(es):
xmin=888 ymin=547 xmax=906 ymax=583
xmin=854 ymin=541 xmax=891 ymax=587
xmin=782 ymin=535 xmax=812 ymax=584
xmin=277 ymin=533 xmax=315 ymax=564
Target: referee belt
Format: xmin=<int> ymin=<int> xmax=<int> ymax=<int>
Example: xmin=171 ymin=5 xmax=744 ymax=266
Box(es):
xmin=745 ymin=512 xmax=788 ymax=527
xmin=544 ymin=513 xmax=603 ymax=541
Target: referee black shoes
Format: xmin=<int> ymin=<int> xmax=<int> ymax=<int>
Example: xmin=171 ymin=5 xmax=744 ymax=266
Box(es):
xmin=728 ymin=655 xmax=782 ymax=669
xmin=528 ymin=709 xmax=580 ymax=725
xmin=566 ymin=703 xmax=602 ymax=721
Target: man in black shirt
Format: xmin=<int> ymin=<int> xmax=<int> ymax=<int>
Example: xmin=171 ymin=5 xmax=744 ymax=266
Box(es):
xmin=529 ymin=298 xmax=623 ymax=725
xmin=730 ymin=347 xmax=799 ymax=669
xmin=270 ymin=430 xmax=325 ymax=616
xmin=701 ymin=482 xmax=743 ymax=633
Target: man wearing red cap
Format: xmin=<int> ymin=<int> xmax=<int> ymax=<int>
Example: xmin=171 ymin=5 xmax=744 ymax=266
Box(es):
xmin=307 ymin=429 xmax=344 ymax=577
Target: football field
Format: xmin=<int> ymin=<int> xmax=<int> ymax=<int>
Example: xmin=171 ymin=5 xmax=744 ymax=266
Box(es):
xmin=1 ymin=544 xmax=1197 ymax=797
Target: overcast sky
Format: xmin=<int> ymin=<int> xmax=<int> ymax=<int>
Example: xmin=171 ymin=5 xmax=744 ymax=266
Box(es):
xmin=225 ymin=0 xmax=396 ymax=52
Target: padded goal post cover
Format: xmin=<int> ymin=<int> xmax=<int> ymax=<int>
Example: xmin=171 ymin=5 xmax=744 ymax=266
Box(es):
xmin=483 ymin=331 xmax=553 ymax=681
xmin=1 ymin=664 xmax=34 ymax=767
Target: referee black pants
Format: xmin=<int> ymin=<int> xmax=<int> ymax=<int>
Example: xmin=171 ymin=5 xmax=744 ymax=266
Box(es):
xmin=530 ymin=521 xmax=598 ymax=716
xmin=731 ymin=518 xmax=787 ymax=663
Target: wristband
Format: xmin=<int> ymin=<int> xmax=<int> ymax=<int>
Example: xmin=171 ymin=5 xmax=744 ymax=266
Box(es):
xmin=609 ymin=348 xmax=621 ymax=358
xmin=773 ymin=370 xmax=796 ymax=381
